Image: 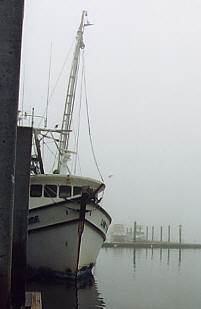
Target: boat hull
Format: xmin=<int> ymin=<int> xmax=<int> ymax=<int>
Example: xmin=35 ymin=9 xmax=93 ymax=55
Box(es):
xmin=27 ymin=200 xmax=111 ymax=279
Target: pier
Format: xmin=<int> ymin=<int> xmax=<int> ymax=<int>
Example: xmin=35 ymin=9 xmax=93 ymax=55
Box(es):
xmin=103 ymin=241 xmax=201 ymax=249
xmin=108 ymin=222 xmax=201 ymax=249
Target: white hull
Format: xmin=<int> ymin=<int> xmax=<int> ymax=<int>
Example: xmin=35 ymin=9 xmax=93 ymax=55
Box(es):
xmin=27 ymin=175 xmax=111 ymax=278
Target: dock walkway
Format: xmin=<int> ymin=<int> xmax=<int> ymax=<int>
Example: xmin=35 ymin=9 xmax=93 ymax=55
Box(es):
xmin=103 ymin=241 xmax=201 ymax=249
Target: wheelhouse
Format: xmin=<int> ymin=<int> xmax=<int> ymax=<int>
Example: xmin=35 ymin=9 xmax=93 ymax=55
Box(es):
xmin=29 ymin=174 xmax=105 ymax=200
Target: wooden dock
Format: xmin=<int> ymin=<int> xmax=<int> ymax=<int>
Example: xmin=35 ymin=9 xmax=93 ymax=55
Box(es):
xmin=103 ymin=241 xmax=201 ymax=249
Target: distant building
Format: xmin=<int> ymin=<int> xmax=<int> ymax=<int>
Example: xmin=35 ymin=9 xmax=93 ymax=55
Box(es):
xmin=110 ymin=223 xmax=145 ymax=242
xmin=110 ymin=224 xmax=126 ymax=242
xmin=126 ymin=224 xmax=145 ymax=242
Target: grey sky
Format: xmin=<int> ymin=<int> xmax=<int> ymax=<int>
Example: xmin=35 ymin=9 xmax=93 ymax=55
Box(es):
xmin=21 ymin=0 xmax=201 ymax=242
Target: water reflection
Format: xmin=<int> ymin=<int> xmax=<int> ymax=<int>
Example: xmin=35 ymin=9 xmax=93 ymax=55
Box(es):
xmin=132 ymin=247 xmax=182 ymax=270
xmin=26 ymin=274 xmax=105 ymax=309
xmin=178 ymin=248 xmax=182 ymax=267
xmin=160 ymin=248 xmax=162 ymax=262
xmin=26 ymin=249 xmax=184 ymax=309
xmin=95 ymin=248 xmax=201 ymax=309
xmin=151 ymin=246 xmax=154 ymax=259
xmin=133 ymin=247 xmax=136 ymax=271
xmin=167 ymin=248 xmax=170 ymax=265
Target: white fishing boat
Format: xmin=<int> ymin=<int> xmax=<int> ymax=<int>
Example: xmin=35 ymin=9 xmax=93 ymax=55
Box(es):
xmin=26 ymin=11 xmax=111 ymax=279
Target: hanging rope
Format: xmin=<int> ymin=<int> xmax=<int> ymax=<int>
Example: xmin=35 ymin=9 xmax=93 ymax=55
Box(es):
xmin=82 ymin=52 xmax=104 ymax=183
xmin=70 ymin=120 xmax=83 ymax=176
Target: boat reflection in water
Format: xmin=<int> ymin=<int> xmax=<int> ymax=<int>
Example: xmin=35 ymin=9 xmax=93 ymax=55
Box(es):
xmin=26 ymin=274 xmax=105 ymax=309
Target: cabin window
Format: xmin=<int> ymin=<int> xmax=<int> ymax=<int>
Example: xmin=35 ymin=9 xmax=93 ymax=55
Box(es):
xmin=44 ymin=185 xmax=57 ymax=197
xmin=59 ymin=185 xmax=72 ymax=198
xmin=73 ymin=186 xmax=82 ymax=196
xmin=30 ymin=184 xmax=42 ymax=197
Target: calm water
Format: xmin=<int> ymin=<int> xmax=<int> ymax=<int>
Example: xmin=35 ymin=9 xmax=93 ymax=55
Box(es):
xmin=27 ymin=248 xmax=201 ymax=308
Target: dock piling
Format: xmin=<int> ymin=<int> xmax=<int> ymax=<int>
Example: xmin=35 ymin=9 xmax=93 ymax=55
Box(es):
xmin=11 ymin=127 xmax=32 ymax=309
xmin=133 ymin=221 xmax=137 ymax=242
xmin=0 ymin=1 xmax=24 ymax=308
xmin=179 ymin=225 xmax=182 ymax=244
xmin=160 ymin=226 xmax=163 ymax=243
xmin=151 ymin=226 xmax=154 ymax=241
xmin=146 ymin=226 xmax=148 ymax=241
xmin=168 ymin=225 xmax=171 ymax=243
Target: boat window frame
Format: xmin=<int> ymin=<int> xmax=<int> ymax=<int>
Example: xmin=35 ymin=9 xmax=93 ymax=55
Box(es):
xmin=30 ymin=184 xmax=43 ymax=197
xmin=44 ymin=184 xmax=58 ymax=198
xmin=73 ymin=186 xmax=82 ymax=196
xmin=59 ymin=185 xmax=72 ymax=198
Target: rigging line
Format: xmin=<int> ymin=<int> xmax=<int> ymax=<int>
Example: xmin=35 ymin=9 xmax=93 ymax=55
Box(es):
xmin=82 ymin=52 xmax=104 ymax=183
xmin=45 ymin=41 xmax=53 ymax=128
xmin=71 ymin=120 xmax=83 ymax=176
xmin=44 ymin=140 xmax=57 ymax=158
xmin=68 ymin=120 xmax=83 ymax=176
xmin=73 ymin=136 xmax=83 ymax=177
xmin=49 ymin=131 xmax=61 ymax=172
xmin=76 ymin=152 xmax=83 ymax=176
xmin=49 ymin=39 xmax=74 ymax=103
xmin=38 ymin=42 xmax=53 ymax=129
xmin=36 ymin=39 xmax=74 ymax=130
xmin=52 ymin=151 xmax=58 ymax=173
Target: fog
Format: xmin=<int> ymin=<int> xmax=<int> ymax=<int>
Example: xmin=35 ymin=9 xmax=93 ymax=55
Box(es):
xmin=20 ymin=0 xmax=201 ymax=242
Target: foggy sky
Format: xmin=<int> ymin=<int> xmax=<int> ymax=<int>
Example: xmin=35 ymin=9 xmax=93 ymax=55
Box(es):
xmin=20 ymin=0 xmax=201 ymax=242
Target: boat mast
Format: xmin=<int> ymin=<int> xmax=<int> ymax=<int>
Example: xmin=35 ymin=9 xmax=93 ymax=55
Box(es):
xmin=57 ymin=11 xmax=87 ymax=174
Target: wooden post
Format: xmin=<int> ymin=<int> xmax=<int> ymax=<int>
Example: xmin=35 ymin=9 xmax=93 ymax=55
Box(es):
xmin=160 ymin=226 xmax=163 ymax=242
xmin=160 ymin=226 xmax=163 ymax=259
xmin=0 ymin=1 xmax=24 ymax=308
xmin=11 ymin=127 xmax=32 ymax=309
xmin=168 ymin=225 xmax=171 ymax=243
xmin=133 ymin=221 xmax=137 ymax=242
xmin=151 ymin=226 xmax=154 ymax=241
xmin=179 ymin=225 xmax=182 ymax=244
xmin=146 ymin=226 xmax=148 ymax=241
